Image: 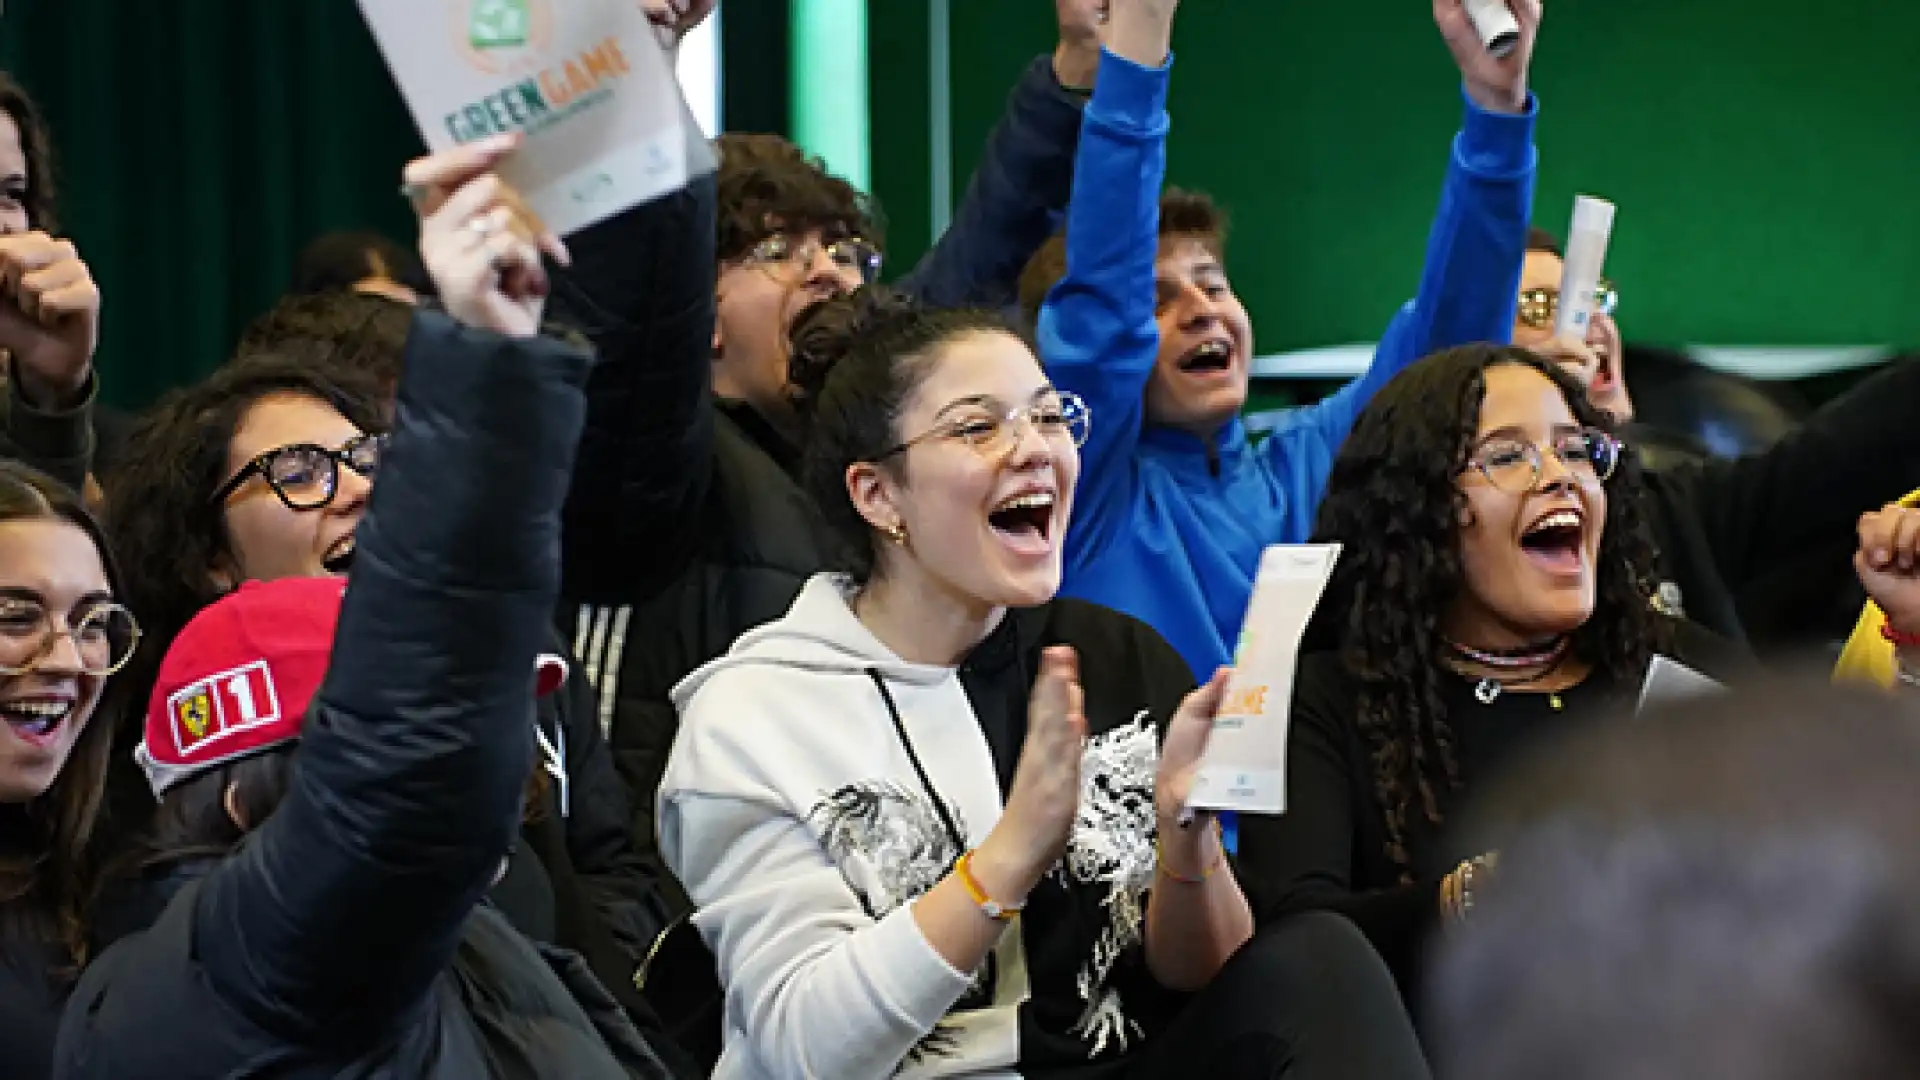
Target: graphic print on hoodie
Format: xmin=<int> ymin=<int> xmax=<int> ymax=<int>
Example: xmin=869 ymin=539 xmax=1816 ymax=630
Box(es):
xmin=661 ymin=574 xmax=1197 ymax=1078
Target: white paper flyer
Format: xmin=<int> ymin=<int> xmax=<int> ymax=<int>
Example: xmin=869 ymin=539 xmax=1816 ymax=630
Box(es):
xmin=357 ymin=0 xmax=717 ymax=235
xmin=1188 ymin=544 xmax=1342 ymax=816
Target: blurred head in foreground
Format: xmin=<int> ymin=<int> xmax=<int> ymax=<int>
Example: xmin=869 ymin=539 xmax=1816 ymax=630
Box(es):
xmin=1431 ymin=679 xmax=1920 ymax=1080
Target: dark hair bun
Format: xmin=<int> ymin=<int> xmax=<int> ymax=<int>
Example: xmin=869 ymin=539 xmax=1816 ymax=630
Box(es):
xmin=787 ymin=286 xmax=919 ymax=417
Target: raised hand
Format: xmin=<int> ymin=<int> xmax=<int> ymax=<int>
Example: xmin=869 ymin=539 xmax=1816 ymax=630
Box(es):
xmin=1856 ymin=503 xmax=1920 ymax=638
xmin=976 ymin=646 xmax=1087 ymax=895
xmin=1153 ymin=667 xmax=1227 ymax=824
xmin=0 ymin=232 xmax=100 ymax=408
xmin=1107 ymin=0 xmax=1179 ymax=68
xmin=402 ymin=133 xmax=570 ymax=338
xmin=1054 ymin=0 xmax=1111 ymax=89
xmin=1435 ymin=0 xmax=1542 ymax=114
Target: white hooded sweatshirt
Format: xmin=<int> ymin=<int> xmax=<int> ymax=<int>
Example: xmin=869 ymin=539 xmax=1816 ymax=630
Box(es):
xmin=661 ymin=575 xmax=1193 ymax=1080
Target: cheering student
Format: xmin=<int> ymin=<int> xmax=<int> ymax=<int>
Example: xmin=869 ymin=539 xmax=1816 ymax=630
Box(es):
xmin=1027 ymin=0 xmax=1541 ymax=680
xmin=54 ymin=137 xmax=673 ymax=1079
xmin=1234 ymin=343 xmax=1743 ymax=1007
xmin=659 ymin=280 xmax=1432 ymax=1079
xmin=1516 ymin=231 xmax=1920 ymax=652
xmin=0 ymin=462 xmax=136 ymax=1080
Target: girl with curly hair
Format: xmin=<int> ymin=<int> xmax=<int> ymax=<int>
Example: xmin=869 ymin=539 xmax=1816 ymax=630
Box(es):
xmin=1236 ymin=343 xmax=1738 ymax=1003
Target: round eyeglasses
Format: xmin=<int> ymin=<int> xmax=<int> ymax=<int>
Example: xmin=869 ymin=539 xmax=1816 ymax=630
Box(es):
xmin=0 ymin=599 xmax=141 ymax=676
xmin=744 ymin=233 xmax=883 ymax=287
xmin=211 ymin=433 xmax=386 ymax=512
xmin=880 ymin=391 xmax=1091 ymax=460
xmin=1516 ymin=280 xmax=1618 ymax=331
xmin=1465 ymin=427 xmax=1620 ymax=494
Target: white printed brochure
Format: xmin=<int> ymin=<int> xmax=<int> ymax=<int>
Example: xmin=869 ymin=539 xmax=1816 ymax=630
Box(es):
xmin=357 ymin=0 xmax=716 ymax=235
xmin=1187 ymin=544 xmax=1341 ymax=817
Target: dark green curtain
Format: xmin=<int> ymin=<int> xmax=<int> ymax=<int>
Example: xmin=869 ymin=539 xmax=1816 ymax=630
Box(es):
xmin=0 ymin=0 xmax=424 ymax=409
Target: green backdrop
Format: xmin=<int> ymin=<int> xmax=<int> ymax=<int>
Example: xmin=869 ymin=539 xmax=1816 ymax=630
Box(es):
xmin=870 ymin=0 xmax=1920 ymax=358
xmin=0 ymin=0 xmax=423 ymax=408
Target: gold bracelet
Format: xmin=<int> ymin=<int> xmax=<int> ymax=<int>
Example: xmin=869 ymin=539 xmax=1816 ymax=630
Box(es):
xmin=1155 ymin=819 xmax=1226 ymax=884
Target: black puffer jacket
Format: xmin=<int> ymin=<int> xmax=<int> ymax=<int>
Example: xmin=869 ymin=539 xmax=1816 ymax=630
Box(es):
xmin=54 ymin=312 xmax=669 ymax=1079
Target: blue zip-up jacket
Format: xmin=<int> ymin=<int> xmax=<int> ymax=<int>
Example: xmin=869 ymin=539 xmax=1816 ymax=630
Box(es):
xmin=1040 ymin=49 xmax=1537 ymax=678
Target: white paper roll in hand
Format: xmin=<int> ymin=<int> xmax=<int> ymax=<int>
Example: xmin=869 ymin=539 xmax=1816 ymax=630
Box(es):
xmin=1554 ymin=195 xmax=1617 ymax=340
xmin=1464 ymin=0 xmax=1521 ymax=57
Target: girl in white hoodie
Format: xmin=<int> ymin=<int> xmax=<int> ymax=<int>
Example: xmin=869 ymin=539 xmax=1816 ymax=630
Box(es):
xmin=657 ymin=282 xmax=1428 ymax=1079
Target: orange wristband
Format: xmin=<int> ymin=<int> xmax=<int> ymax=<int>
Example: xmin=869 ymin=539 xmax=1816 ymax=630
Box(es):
xmin=955 ymin=851 xmax=1023 ymax=921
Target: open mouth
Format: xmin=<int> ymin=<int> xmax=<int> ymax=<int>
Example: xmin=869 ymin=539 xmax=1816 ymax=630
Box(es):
xmin=321 ymin=535 xmax=356 ymax=576
xmin=2 ymin=697 xmax=73 ymax=743
xmin=988 ymin=490 xmax=1056 ymax=556
xmin=1178 ymin=339 xmax=1234 ymax=373
xmin=1520 ymin=508 xmax=1586 ymax=577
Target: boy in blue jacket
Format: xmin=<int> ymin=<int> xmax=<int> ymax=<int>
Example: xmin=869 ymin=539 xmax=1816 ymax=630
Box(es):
xmin=1034 ymin=0 xmax=1544 ymax=678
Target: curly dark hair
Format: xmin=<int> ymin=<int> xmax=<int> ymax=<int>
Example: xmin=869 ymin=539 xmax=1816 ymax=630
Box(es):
xmin=100 ymin=357 xmax=386 ymax=722
xmin=0 ymin=461 xmax=126 ymax=972
xmin=1310 ymin=343 xmax=1669 ymax=873
xmin=789 ymin=287 xmax=1030 ymax=583
xmin=715 ymin=132 xmax=880 ymax=265
xmin=0 ymin=70 xmax=58 ymax=232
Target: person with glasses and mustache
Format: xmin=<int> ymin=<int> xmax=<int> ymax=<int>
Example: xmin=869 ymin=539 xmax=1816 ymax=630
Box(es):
xmin=1518 ymin=227 xmax=1920 ymax=654
xmin=1234 ymin=343 xmax=1745 ymax=1018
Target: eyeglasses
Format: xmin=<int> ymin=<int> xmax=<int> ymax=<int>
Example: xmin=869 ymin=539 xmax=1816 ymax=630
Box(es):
xmin=1517 ymin=280 xmax=1618 ymax=331
xmin=880 ymin=391 xmax=1091 ymax=460
xmin=1464 ymin=427 xmax=1620 ymax=494
xmin=211 ymin=434 xmax=386 ymax=511
xmin=743 ymin=233 xmax=883 ymax=287
xmin=0 ymin=599 xmax=141 ymax=676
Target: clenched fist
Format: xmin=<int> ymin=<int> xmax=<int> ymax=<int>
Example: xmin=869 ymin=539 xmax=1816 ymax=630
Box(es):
xmin=0 ymin=232 xmax=99 ymax=407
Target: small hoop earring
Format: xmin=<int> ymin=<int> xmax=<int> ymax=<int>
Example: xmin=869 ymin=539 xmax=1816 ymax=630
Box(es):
xmin=883 ymin=522 xmax=909 ymax=547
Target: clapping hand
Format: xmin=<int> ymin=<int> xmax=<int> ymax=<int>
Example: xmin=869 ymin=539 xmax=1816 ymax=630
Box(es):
xmin=975 ymin=646 xmax=1087 ymax=897
xmin=1435 ymin=0 xmax=1542 ymax=114
xmin=0 ymin=233 xmax=99 ymax=408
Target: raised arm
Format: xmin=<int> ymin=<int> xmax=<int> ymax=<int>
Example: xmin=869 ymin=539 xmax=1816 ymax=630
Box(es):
xmin=1036 ymin=0 xmax=1176 ymax=562
xmin=1268 ymin=0 xmax=1540 ymax=476
xmin=550 ymin=175 xmax=720 ymax=603
xmin=0 ymin=232 xmax=102 ymax=493
xmin=895 ymin=3 xmax=1099 ymax=308
xmin=193 ymin=141 xmax=593 ymax=1032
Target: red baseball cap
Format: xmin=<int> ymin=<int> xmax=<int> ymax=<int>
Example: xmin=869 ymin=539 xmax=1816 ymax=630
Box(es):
xmin=137 ymin=577 xmax=568 ymax=798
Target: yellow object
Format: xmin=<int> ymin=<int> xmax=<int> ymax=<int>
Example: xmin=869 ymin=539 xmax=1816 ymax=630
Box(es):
xmin=955 ymin=851 xmax=1020 ymax=921
xmin=1833 ymin=488 xmax=1920 ymax=690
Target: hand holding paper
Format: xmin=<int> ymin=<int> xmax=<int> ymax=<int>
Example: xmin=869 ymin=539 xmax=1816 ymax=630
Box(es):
xmin=1154 ymin=668 xmax=1230 ymax=824
xmin=407 ymin=134 xmax=569 ymax=338
xmin=360 ymin=0 xmax=717 ymax=236
xmin=1436 ymin=0 xmax=1541 ymax=114
xmin=1188 ymin=544 xmax=1341 ymax=817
